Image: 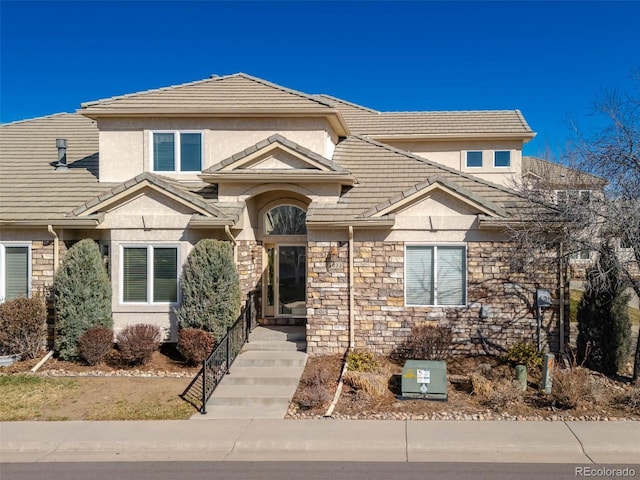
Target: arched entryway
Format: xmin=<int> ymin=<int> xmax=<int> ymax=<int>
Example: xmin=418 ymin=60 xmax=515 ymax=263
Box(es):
xmin=262 ymin=204 xmax=307 ymax=318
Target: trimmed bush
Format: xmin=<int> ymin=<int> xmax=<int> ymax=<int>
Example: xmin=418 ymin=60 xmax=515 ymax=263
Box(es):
xmin=403 ymin=324 xmax=452 ymax=360
xmin=0 ymin=295 xmax=47 ymax=359
xmin=54 ymin=239 xmax=112 ymax=360
xmin=577 ymin=242 xmax=632 ymax=375
xmin=177 ymin=239 xmax=241 ymax=339
xmin=117 ymin=324 xmax=161 ymax=365
xmin=178 ymin=328 xmax=216 ymax=365
xmin=78 ymin=327 xmax=113 ymax=365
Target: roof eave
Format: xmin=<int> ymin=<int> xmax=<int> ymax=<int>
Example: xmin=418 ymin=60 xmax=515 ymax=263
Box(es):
xmin=187 ymin=216 xmax=236 ymax=228
xmin=371 ymin=132 xmax=537 ymax=142
xmin=0 ymin=215 xmax=104 ymax=228
xmin=199 ymin=172 xmax=356 ymax=185
xmin=306 ymin=219 xmax=395 ymax=229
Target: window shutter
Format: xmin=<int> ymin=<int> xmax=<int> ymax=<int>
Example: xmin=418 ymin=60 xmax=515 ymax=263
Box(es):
xmin=180 ymin=133 xmax=202 ymax=172
xmin=123 ymin=248 xmax=147 ymax=302
xmin=436 ymin=247 xmax=465 ymax=305
xmin=153 ymin=133 xmax=175 ymax=171
xmin=406 ymin=246 xmax=434 ymax=305
xmin=5 ymin=247 xmax=28 ymax=300
xmin=153 ymin=248 xmax=177 ymax=303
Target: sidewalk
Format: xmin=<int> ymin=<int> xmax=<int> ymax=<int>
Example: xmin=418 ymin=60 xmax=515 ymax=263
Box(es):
xmin=2 ymin=419 xmax=639 ymax=464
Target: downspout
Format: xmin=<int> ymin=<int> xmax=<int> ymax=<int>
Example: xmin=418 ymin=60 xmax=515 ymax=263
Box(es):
xmin=224 ymin=225 xmax=237 ymax=263
xmin=348 ymin=225 xmax=354 ymax=351
xmin=47 ymin=225 xmax=59 ymax=274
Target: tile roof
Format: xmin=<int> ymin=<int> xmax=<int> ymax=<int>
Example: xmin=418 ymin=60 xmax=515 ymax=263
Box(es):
xmin=522 ymin=156 xmax=607 ymax=189
xmin=307 ymin=136 xmax=540 ymax=223
xmin=315 ymin=94 xmax=534 ymax=138
xmin=80 ymin=73 xmax=336 ymax=114
xmin=0 ymin=113 xmax=117 ymax=223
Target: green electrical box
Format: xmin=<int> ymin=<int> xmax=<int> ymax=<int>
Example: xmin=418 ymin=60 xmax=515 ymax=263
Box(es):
xmin=401 ymin=360 xmax=448 ymax=401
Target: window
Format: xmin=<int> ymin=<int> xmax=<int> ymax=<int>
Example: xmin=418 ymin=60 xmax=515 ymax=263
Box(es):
xmin=494 ymin=151 xmax=511 ymax=167
xmin=405 ymin=245 xmax=466 ymax=306
xmin=556 ymin=190 xmax=592 ymax=208
xmin=152 ymin=132 xmax=202 ymax=172
xmin=570 ymin=250 xmax=591 ymax=260
xmin=0 ymin=244 xmax=30 ymax=302
xmin=466 ymin=151 xmax=483 ymax=168
xmin=265 ymin=205 xmax=307 ymax=235
xmin=122 ymin=246 xmax=178 ymax=303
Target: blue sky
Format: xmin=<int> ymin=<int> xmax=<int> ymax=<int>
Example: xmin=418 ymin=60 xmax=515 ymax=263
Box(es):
xmin=1 ymin=1 xmax=638 ymax=158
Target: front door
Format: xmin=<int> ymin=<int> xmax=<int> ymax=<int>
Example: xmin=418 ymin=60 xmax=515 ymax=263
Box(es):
xmin=264 ymin=244 xmax=306 ymax=317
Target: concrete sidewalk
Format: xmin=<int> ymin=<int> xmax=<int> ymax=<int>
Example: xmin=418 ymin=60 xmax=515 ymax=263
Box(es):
xmin=2 ymin=419 xmax=639 ymax=464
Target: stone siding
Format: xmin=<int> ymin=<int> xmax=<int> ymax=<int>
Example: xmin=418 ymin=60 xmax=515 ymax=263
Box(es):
xmin=307 ymin=241 xmax=561 ymax=356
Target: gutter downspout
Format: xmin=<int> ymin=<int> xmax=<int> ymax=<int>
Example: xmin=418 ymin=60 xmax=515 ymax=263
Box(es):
xmin=325 ymin=226 xmax=354 ymax=418
xmin=224 ymin=225 xmax=237 ymax=263
xmin=47 ymin=225 xmax=59 ymax=274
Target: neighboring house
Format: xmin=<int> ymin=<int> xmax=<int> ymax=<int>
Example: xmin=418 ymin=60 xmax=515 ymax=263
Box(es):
xmin=0 ymin=73 xmax=564 ymax=355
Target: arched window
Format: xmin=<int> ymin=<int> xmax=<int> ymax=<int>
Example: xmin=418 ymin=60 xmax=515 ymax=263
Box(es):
xmin=265 ymin=205 xmax=307 ymax=235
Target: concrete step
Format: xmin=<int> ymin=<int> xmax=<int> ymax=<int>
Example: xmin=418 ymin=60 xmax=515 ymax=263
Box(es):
xmin=248 ymin=325 xmax=306 ymax=342
xmin=223 ymin=366 xmax=305 ymax=385
xmin=232 ymin=350 xmax=308 ymax=368
xmin=192 ymin=405 xmax=288 ymax=420
xmin=241 ymin=340 xmax=306 ymax=352
xmin=207 ymin=384 xmax=298 ymax=407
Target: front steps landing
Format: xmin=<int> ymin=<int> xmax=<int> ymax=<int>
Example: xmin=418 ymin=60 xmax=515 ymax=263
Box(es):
xmin=193 ymin=325 xmax=307 ymax=420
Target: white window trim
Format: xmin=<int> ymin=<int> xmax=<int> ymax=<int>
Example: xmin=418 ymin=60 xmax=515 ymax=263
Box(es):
xmin=465 ymin=150 xmax=483 ymax=168
xmin=493 ymin=150 xmax=511 ymax=168
xmin=404 ymin=243 xmax=467 ymax=307
xmin=150 ymin=130 xmax=203 ymax=173
xmin=119 ymin=244 xmax=180 ymax=305
xmin=0 ymin=242 xmax=32 ymax=303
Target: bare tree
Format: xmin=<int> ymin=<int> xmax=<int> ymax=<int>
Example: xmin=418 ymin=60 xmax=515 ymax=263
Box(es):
xmin=509 ymin=73 xmax=640 ymax=382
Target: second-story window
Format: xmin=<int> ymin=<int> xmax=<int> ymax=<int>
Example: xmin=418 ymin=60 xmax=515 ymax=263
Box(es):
xmin=466 ymin=151 xmax=483 ymax=168
xmin=152 ymin=132 xmax=202 ymax=172
xmin=494 ymin=150 xmax=511 ymax=167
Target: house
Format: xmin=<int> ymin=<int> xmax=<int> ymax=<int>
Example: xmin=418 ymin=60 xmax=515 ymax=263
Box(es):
xmin=0 ymin=73 xmax=564 ymax=355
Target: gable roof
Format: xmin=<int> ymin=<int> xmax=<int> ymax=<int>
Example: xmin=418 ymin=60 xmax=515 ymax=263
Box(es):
xmin=307 ymin=136 xmax=540 ymax=224
xmin=316 ymin=94 xmax=535 ymax=140
xmin=0 ymin=113 xmax=117 ymax=225
xmin=522 ymin=156 xmax=607 ymax=189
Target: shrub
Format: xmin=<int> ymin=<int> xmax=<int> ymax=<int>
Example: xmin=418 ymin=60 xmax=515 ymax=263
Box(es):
xmin=403 ymin=324 xmax=452 ymax=360
xmin=343 ymin=371 xmax=389 ymax=397
xmin=78 ymin=327 xmax=113 ymax=365
xmin=470 ymin=372 xmax=494 ymax=399
xmin=503 ymin=341 xmax=543 ymax=370
xmin=346 ymin=349 xmax=378 ymax=372
xmin=117 ymin=324 xmax=161 ymax=365
xmin=298 ymin=368 xmax=331 ymax=410
xmin=0 ymin=295 xmax=47 ymax=359
xmin=177 ymin=239 xmax=241 ymax=339
xmin=577 ymin=242 xmax=632 ymax=375
xmin=54 ymin=239 xmax=112 ymax=360
xmin=551 ymin=366 xmax=599 ymax=410
xmin=178 ymin=328 xmax=216 ymax=365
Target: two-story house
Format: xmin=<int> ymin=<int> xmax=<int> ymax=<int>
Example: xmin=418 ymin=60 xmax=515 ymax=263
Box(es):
xmin=0 ymin=73 xmax=563 ymax=355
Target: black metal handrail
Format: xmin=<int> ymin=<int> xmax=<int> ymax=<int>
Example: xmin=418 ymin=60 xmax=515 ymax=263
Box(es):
xmin=180 ymin=291 xmax=257 ymax=413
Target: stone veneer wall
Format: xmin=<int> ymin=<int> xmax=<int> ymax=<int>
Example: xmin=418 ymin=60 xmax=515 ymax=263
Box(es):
xmin=236 ymin=240 xmax=263 ymax=315
xmin=306 ymin=241 xmax=561 ymax=356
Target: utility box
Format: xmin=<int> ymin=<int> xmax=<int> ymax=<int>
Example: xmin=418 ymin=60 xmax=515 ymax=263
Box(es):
xmin=401 ymin=360 xmax=447 ymax=401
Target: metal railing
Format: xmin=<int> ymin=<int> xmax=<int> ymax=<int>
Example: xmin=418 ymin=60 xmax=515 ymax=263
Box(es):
xmin=180 ymin=291 xmax=257 ymax=414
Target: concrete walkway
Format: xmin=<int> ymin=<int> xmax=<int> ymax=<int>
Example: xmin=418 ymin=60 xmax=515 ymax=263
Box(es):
xmin=2 ymin=419 xmax=639 ymax=464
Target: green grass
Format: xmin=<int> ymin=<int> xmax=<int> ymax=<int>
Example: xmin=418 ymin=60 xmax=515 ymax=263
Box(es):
xmin=0 ymin=375 xmax=78 ymax=421
xmin=570 ymin=289 xmax=640 ymax=326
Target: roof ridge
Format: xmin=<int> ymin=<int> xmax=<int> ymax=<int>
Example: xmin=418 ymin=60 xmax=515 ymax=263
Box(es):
xmin=233 ymin=73 xmax=335 ymax=109
xmin=352 ymin=135 xmax=524 ymax=197
xmin=80 ymin=73 xmax=240 ymax=108
xmin=379 ymin=109 xmax=527 ymax=115
xmin=314 ymin=94 xmax=379 ymax=114
xmin=514 ymin=109 xmax=534 ymax=132
xmin=1 ymin=112 xmax=76 ymax=126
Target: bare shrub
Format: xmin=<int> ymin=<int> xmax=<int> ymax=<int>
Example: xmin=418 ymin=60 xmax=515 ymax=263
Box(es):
xmin=552 ymin=366 xmax=599 ymax=410
xmin=470 ymin=373 xmax=494 ymax=399
xmin=403 ymin=324 xmax=452 ymax=360
xmin=78 ymin=327 xmax=113 ymax=365
xmin=485 ymin=380 xmax=525 ymax=411
xmin=343 ymin=371 xmax=389 ymax=397
xmin=178 ymin=328 xmax=215 ymax=365
xmin=116 ymin=324 xmax=161 ymax=365
xmin=0 ymin=295 xmax=47 ymax=359
xmin=298 ymin=367 xmax=330 ymax=410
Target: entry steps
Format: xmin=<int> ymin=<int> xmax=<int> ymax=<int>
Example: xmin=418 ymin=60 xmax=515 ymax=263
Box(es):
xmin=193 ymin=325 xmax=307 ymax=420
